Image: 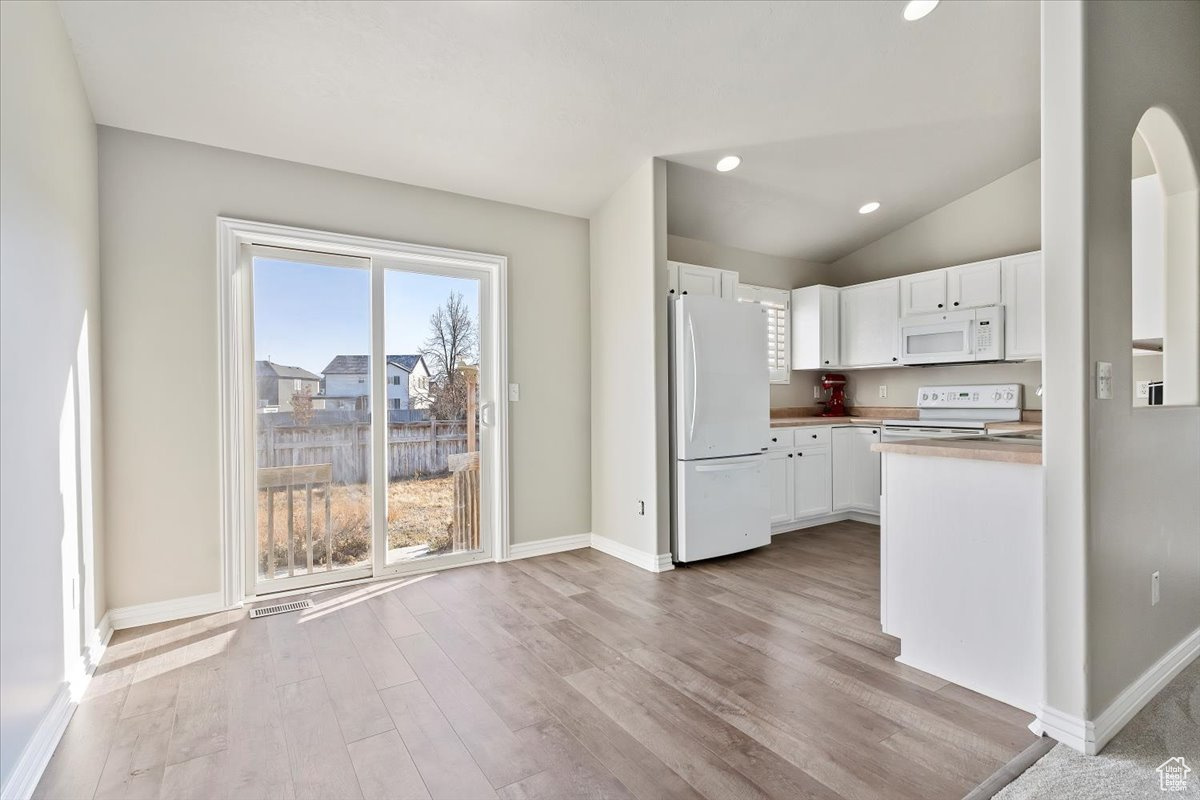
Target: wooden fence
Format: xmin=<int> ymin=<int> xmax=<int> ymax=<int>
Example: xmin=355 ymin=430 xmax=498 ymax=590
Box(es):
xmin=257 ymin=420 xmax=475 ymax=483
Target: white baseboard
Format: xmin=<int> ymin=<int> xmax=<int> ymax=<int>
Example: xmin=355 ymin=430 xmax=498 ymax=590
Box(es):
xmin=505 ymin=533 xmax=591 ymax=560
xmin=0 ymin=615 xmax=114 ymax=800
xmin=589 ymin=534 xmax=674 ymax=573
xmin=108 ymin=591 xmax=227 ymax=630
xmin=1090 ymin=625 xmax=1200 ymax=754
xmin=0 ymin=685 xmax=73 ymax=800
xmin=1030 ymin=703 xmax=1090 ymax=753
xmin=773 ymin=510 xmax=880 ymax=534
xmin=1033 ymin=625 xmax=1200 ymax=755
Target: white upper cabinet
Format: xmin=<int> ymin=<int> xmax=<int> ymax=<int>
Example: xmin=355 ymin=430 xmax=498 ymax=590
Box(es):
xmin=791 ymin=285 xmax=840 ymax=370
xmin=668 ymin=261 xmax=738 ymax=300
xmin=839 ymin=278 xmax=900 ymax=368
xmin=1001 ymin=252 xmax=1043 ymax=360
xmin=900 ymin=270 xmax=948 ymax=315
xmin=947 ymin=259 xmax=1002 ymax=309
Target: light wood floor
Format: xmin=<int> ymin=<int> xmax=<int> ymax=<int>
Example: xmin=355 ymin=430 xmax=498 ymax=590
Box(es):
xmin=36 ymin=521 xmax=1037 ymax=800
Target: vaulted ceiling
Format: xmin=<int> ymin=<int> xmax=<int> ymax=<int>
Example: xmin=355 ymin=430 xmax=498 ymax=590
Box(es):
xmin=58 ymin=0 xmax=1039 ymax=262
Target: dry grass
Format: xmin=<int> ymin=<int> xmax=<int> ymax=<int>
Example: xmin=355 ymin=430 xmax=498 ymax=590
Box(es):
xmin=256 ymin=474 xmax=456 ymax=576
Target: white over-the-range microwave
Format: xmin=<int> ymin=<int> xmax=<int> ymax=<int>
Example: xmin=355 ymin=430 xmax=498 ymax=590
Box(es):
xmin=898 ymin=305 xmax=1005 ymax=365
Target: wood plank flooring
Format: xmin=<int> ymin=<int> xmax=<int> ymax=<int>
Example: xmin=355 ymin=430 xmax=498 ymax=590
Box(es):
xmin=35 ymin=521 xmax=1037 ymax=800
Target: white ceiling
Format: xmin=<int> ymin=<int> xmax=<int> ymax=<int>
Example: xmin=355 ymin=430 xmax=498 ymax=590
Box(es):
xmin=58 ymin=0 xmax=1039 ymax=262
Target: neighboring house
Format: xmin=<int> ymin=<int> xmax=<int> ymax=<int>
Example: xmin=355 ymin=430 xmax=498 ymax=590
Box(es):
xmin=321 ymin=354 xmax=432 ymax=412
xmin=255 ymin=361 xmax=321 ymax=412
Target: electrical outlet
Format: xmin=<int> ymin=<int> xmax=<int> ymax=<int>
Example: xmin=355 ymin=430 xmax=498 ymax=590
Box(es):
xmin=1096 ymin=361 xmax=1113 ymax=400
xmin=1136 ymin=380 xmax=1150 ymax=399
xmin=509 ymin=383 xmax=520 ymax=402
xmin=878 ymin=385 xmax=888 ymax=400
xmin=1152 ymin=571 xmax=1160 ymax=605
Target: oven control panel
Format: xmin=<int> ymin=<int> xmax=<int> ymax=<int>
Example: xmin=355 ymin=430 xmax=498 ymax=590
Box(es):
xmin=917 ymin=384 xmax=1022 ymax=409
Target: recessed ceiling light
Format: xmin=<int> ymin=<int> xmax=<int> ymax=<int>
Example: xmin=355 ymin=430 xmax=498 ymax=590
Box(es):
xmin=859 ymin=201 xmax=881 ymax=214
xmin=903 ymin=0 xmax=939 ymax=21
xmin=715 ymin=155 xmax=742 ymax=172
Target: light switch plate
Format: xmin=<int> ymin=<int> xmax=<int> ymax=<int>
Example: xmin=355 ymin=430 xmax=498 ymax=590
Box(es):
xmin=1136 ymin=380 xmax=1150 ymax=399
xmin=508 ymin=383 xmax=520 ymax=402
xmin=1096 ymin=361 xmax=1113 ymax=400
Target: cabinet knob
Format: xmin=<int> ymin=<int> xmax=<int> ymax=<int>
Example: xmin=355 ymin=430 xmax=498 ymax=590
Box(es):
xmin=892 ymin=357 xmax=898 ymax=361
xmin=797 ymin=452 xmax=803 ymax=457
xmin=937 ymin=303 xmax=943 ymax=308
xmin=953 ymin=301 xmax=959 ymax=306
xmin=824 ymin=360 xmax=830 ymax=365
xmin=811 ymin=434 xmax=817 ymax=438
xmin=681 ymin=290 xmax=688 ymax=295
xmin=788 ymin=453 xmax=793 ymax=458
xmin=771 ymin=437 xmax=777 ymax=442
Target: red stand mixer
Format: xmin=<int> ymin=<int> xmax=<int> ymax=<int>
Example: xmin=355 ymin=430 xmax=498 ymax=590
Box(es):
xmin=818 ymin=373 xmax=847 ymax=417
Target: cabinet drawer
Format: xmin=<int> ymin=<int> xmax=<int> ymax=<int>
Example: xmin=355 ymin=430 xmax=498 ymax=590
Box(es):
xmin=766 ymin=428 xmax=795 ymax=450
xmin=795 ymin=426 xmax=831 ymax=446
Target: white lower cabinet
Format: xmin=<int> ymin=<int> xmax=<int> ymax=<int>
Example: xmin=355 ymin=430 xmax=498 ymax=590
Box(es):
xmin=832 ymin=426 xmax=881 ymax=513
xmin=793 ymin=446 xmax=832 ymax=518
xmin=766 ymin=450 xmax=794 ymax=525
xmin=768 ymin=424 xmax=880 ymax=532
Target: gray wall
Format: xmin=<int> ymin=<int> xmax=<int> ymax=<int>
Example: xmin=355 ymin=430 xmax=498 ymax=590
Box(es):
xmin=831 ymin=159 xmax=1042 ymax=283
xmin=590 ymin=160 xmax=666 ymax=556
xmin=1078 ymin=0 xmax=1200 ymax=715
xmin=0 ymin=1 xmax=106 ymax=788
xmin=98 ymin=128 xmax=591 ymax=609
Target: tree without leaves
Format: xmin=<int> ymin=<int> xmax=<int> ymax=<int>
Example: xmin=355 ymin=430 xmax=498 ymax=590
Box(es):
xmin=422 ymin=291 xmax=478 ymax=419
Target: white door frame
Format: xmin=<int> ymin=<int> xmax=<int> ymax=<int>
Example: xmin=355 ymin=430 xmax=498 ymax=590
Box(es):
xmin=217 ymin=217 xmax=510 ymax=608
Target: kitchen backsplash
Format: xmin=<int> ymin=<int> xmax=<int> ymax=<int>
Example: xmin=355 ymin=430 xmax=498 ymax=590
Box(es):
xmin=782 ymin=360 xmax=1044 ymax=410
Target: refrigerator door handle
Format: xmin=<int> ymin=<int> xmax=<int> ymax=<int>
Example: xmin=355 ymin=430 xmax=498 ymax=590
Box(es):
xmin=688 ymin=317 xmax=698 ymax=443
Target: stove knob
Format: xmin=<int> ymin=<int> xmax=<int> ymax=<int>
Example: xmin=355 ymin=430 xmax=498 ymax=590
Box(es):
xmin=1005 ymin=391 xmax=1014 ymax=401
xmin=993 ymin=391 xmax=1002 ymax=401
xmin=920 ymin=393 xmax=927 ymax=401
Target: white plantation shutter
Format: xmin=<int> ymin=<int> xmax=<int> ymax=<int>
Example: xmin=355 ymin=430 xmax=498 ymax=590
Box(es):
xmin=737 ymin=284 xmax=790 ymax=384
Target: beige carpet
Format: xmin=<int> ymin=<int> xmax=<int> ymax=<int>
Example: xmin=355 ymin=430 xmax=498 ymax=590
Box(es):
xmin=994 ymin=659 xmax=1200 ymax=799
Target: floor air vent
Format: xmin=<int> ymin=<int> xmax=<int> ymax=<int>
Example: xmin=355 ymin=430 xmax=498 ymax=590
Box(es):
xmin=249 ymin=599 xmax=313 ymax=619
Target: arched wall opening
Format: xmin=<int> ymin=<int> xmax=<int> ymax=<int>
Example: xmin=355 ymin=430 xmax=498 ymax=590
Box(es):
xmin=1131 ymin=107 xmax=1200 ymax=407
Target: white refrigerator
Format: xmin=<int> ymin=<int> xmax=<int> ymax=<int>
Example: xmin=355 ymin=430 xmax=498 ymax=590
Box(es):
xmin=671 ymin=295 xmax=770 ymax=563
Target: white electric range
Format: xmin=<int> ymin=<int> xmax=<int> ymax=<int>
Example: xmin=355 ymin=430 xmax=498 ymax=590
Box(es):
xmin=881 ymin=383 xmax=1023 ymax=443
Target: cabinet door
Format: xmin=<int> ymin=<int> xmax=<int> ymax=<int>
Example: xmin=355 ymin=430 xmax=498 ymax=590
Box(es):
xmin=669 ymin=261 xmax=737 ymax=299
xmin=839 ymin=279 xmax=900 ymax=367
xmin=791 ymin=285 xmax=840 ymax=370
xmin=1001 ymin=252 xmax=1043 ymax=360
xmin=766 ymin=450 xmax=794 ymax=525
xmin=831 ymin=428 xmax=856 ymax=512
xmin=855 ymin=427 xmax=882 ymax=513
xmin=900 ymin=271 xmax=947 ymax=315
xmin=819 ymin=287 xmax=840 ymax=367
xmin=947 ymin=260 xmax=1002 ymax=309
xmin=793 ymin=446 xmax=832 ymax=518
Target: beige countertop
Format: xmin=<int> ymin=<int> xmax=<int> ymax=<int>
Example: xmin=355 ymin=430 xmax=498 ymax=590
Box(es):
xmin=872 ymin=437 xmax=1042 ymax=465
xmin=769 ymin=416 xmax=884 ymax=428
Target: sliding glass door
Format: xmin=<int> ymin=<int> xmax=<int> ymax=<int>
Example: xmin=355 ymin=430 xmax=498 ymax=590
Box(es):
xmin=244 ymin=242 xmax=495 ymax=597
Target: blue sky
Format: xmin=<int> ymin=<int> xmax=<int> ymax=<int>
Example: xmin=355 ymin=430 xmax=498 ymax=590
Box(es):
xmin=253 ymin=257 xmax=479 ymax=377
